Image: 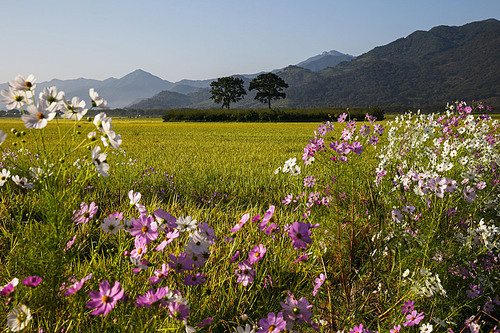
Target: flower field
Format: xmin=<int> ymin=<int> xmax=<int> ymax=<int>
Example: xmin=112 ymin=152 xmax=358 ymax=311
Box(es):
xmin=0 ymin=76 xmax=499 ymax=332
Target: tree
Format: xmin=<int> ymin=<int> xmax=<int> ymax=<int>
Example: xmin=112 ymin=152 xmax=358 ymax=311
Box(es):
xmin=249 ymin=73 xmax=289 ymax=109
xmin=209 ymin=77 xmax=246 ymax=110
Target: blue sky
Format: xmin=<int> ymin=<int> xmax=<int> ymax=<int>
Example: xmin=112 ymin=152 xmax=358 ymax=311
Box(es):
xmin=1 ymin=0 xmax=499 ymax=83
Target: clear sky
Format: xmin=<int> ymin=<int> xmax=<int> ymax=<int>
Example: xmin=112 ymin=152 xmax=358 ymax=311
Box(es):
xmin=1 ymin=0 xmax=498 ymax=83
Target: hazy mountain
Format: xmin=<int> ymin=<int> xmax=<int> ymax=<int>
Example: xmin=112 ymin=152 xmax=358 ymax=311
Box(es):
xmin=133 ymin=19 xmax=500 ymax=110
xmin=3 ymin=19 xmax=498 ymax=111
xmin=296 ymin=50 xmax=355 ymax=71
xmin=284 ymin=18 xmax=500 ymax=107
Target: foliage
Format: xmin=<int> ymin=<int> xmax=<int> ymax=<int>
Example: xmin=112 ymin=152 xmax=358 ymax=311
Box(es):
xmin=249 ymin=73 xmax=289 ymax=109
xmin=209 ymin=76 xmax=247 ymax=110
xmin=1 ymin=73 xmax=499 ymax=333
xmin=162 ymin=107 xmax=384 ymax=122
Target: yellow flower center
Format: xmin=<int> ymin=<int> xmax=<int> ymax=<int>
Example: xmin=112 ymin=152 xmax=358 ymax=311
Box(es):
xmin=138 ymin=248 xmax=143 ymax=254
xmin=25 ymin=81 xmax=32 ymax=88
xmin=102 ymin=295 xmax=110 ymax=303
xmin=37 ymin=112 xmax=45 ymax=120
xmin=254 ymin=252 xmax=260 ymax=258
xmin=268 ymin=325 xmax=276 ymax=331
xmin=141 ymin=226 xmax=148 ymax=233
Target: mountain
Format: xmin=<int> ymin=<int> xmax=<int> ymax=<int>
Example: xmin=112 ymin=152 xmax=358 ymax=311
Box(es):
xmin=284 ymin=18 xmax=500 ymax=107
xmin=3 ymin=19 xmax=498 ymax=111
xmin=296 ymin=50 xmax=355 ymax=71
xmin=132 ymin=19 xmax=500 ymax=110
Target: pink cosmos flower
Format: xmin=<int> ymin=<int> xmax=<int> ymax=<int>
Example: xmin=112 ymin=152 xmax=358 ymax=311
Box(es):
xmin=280 ymin=295 xmax=313 ymax=325
xmin=198 ymin=222 xmax=217 ymax=242
xmin=258 ymin=206 xmax=275 ymax=231
xmin=129 ymin=214 xmax=158 ymax=244
xmin=63 ymin=234 xmax=77 ymax=252
xmin=0 ymin=278 xmax=18 ymax=296
xmin=22 ymin=276 xmax=42 ymax=288
xmin=390 ymin=324 xmax=401 ymax=333
xmin=230 ymin=213 xmax=250 ymax=232
xmin=168 ymin=301 xmax=190 ymax=321
xmin=155 ymin=227 xmax=180 ymax=251
xmin=134 ymin=287 xmax=167 ymax=308
xmin=401 ymin=299 xmax=415 ymax=314
xmin=313 ymin=273 xmax=325 ymax=296
xmin=197 ymin=317 xmax=213 ymax=327
xmin=403 ymin=310 xmax=425 ymax=327
xmin=248 ymin=244 xmax=267 ymax=264
xmin=168 ymin=253 xmax=194 ymax=273
xmin=154 ymin=209 xmax=177 ymax=229
xmin=288 ymin=222 xmax=312 ymax=250
xmin=72 ymin=201 xmax=98 ymax=225
xmin=258 ymin=312 xmax=287 ymax=333
xmin=294 ymin=252 xmax=308 ymax=263
xmin=63 ymin=273 xmax=93 ymax=296
xmin=130 ymin=237 xmax=147 ymax=260
xmin=86 ymin=280 xmax=124 ymax=317
xmin=149 ymin=263 xmax=169 ymax=285
xmin=350 ymin=324 xmax=364 ymax=333
xmin=184 ymin=273 xmax=206 ymax=286
xmin=235 ymin=260 xmax=255 ymax=286
xmin=229 ymin=251 xmax=240 ymax=263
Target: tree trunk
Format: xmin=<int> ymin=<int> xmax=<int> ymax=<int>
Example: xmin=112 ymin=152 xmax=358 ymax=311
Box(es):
xmin=268 ymin=99 xmax=271 ymax=109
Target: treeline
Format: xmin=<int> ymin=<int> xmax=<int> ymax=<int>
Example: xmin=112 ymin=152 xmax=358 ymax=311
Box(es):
xmin=162 ymin=106 xmax=385 ymax=122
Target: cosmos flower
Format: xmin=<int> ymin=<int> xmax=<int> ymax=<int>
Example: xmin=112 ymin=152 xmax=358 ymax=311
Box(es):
xmin=6 ymin=304 xmax=32 ymax=332
xmin=86 ymin=280 xmax=124 ymax=316
xmin=21 ymin=103 xmax=56 ymax=129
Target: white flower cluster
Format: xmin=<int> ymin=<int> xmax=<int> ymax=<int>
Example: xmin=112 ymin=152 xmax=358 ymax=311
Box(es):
xmin=455 ymin=219 xmax=500 ymax=251
xmin=0 ymin=74 xmax=120 ymax=179
xmin=274 ymin=157 xmax=301 ymax=176
xmin=412 ymin=269 xmax=447 ymax=298
xmin=376 ymin=103 xmax=500 ymax=213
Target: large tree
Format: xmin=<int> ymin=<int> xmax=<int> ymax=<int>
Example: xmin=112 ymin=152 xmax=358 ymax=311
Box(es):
xmin=209 ymin=76 xmax=246 ymax=110
xmin=249 ymin=73 xmax=289 ymax=109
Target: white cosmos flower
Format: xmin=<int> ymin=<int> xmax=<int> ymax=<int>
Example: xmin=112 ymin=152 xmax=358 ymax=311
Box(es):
xmin=6 ymin=304 xmax=32 ymax=332
xmin=91 ymin=146 xmax=109 ymax=177
xmin=176 ymin=216 xmax=197 ymax=233
xmin=62 ymin=96 xmax=88 ymax=120
xmin=1 ymin=89 xmax=28 ymax=110
xmin=93 ymin=112 xmax=112 ymax=132
xmin=9 ymin=74 xmax=36 ymax=92
xmin=101 ymin=120 xmax=122 ymax=149
xmin=21 ymin=102 xmax=56 ymax=129
xmin=12 ymin=175 xmax=34 ymax=189
xmin=0 ymin=130 xmax=6 ymax=145
xmin=0 ymin=169 xmax=10 ymax=186
xmin=89 ymin=88 xmax=107 ymax=108
xmin=236 ymin=324 xmax=255 ymax=333
xmin=101 ymin=216 xmax=123 ymax=234
xmin=39 ymin=86 xmax=65 ymax=111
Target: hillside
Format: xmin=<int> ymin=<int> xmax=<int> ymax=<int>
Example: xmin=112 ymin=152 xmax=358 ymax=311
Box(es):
xmin=132 ymin=19 xmax=500 ymax=110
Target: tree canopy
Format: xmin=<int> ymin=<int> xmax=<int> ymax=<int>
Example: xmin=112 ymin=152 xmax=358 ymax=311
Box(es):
xmin=249 ymin=73 xmax=289 ymax=109
xmin=209 ymin=77 xmax=246 ymax=110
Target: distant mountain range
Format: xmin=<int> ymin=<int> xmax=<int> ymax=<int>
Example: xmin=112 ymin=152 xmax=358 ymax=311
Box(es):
xmin=0 ymin=49 xmax=354 ymax=109
xmin=2 ymin=18 xmax=499 ymax=110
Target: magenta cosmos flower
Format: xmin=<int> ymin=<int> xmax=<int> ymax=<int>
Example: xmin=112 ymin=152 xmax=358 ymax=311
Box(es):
xmin=235 ymin=260 xmax=255 ymax=287
xmin=129 ymin=214 xmax=158 ymax=244
xmin=258 ymin=312 xmax=287 ymax=333
xmin=403 ymin=310 xmax=425 ymax=327
xmin=22 ymin=276 xmax=42 ymax=288
xmin=288 ymin=222 xmax=312 ymax=250
xmin=258 ymin=205 xmax=275 ymax=231
xmin=230 ymin=213 xmax=250 ymax=232
xmin=63 ymin=273 xmax=93 ymax=296
xmin=248 ymin=244 xmax=267 ymax=264
xmin=72 ymin=201 xmax=98 ymax=225
xmin=168 ymin=301 xmax=190 ymax=321
xmin=86 ymin=280 xmax=124 ymax=316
